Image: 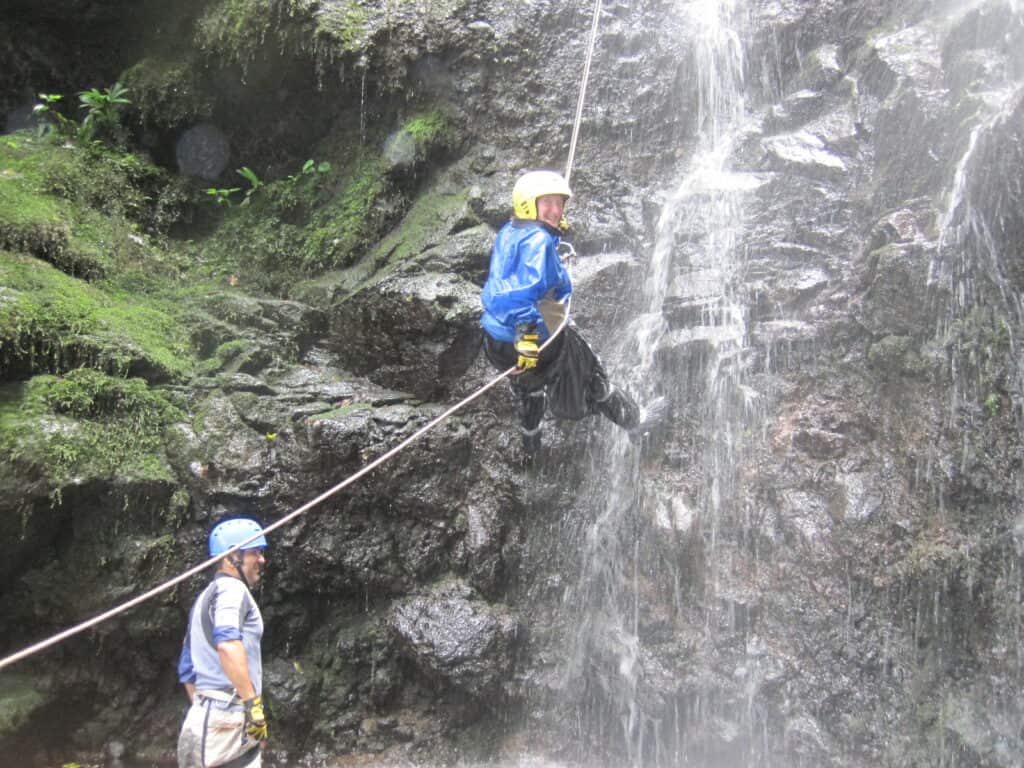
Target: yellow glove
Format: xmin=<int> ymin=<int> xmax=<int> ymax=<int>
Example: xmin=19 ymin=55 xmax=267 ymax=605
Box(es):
xmin=243 ymin=695 xmax=268 ymax=742
xmin=514 ymin=325 xmax=540 ymax=370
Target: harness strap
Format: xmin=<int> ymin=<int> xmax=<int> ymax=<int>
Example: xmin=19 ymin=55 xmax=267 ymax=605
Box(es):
xmin=195 ymin=688 xmax=239 ymax=704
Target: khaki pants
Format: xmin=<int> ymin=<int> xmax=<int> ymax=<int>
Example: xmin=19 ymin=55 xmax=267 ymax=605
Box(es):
xmin=178 ymin=696 xmax=261 ymax=768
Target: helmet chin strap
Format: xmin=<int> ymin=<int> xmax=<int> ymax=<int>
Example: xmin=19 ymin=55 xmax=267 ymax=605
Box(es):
xmin=227 ymin=552 xmax=251 ymax=591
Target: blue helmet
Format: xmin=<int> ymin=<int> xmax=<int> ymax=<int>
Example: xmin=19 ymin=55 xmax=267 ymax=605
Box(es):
xmin=209 ymin=518 xmax=268 ymax=557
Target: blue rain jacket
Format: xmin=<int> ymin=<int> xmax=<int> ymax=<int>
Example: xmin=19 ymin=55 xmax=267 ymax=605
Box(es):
xmin=481 ymin=219 xmax=572 ymax=342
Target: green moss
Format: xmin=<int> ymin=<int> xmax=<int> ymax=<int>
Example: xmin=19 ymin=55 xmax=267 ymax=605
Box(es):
xmin=0 ymin=131 xmax=190 ymax=284
xmin=303 ymin=155 xmax=387 ymax=271
xmin=0 ymin=371 xmax=183 ymax=488
xmin=371 ymin=188 xmax=467 ymax=271
xmin=199 ymin=150 xmax=387 ymax=285
xmin=0 ymin=252 xmax=195 ymax=381
xmin=121 ymin=56 xmax=213 ymax=129
xmin=215 ymin=338 xmax=252 ymax=363
xmin=901 ymin=529 xmax=972 ymax=583
xmin=0 ymin=177 xmax=76 ymax=271
xmin=0 ymin=674 xmax=45 ymax=737
xmin=195 ymin=0 xmax=316 ymax=64
xmin=401 ymin=110 xmax=453 ymax=152
xmin=290 ymin=186 xmax=471 ymax=304
xmin=315 ymin=0 xmax=369 ymax=54
xmin=983 ymin=392 xmax=1001 ymax=417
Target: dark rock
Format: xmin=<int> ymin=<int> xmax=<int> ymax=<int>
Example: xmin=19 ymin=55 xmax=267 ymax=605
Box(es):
xmin=326 ymin=272 xmax=482 ymax=400
xmin=175 ymin=123 xmax=230 ymax=180
xmin=390 ymin=579 xmax=520 ymax=703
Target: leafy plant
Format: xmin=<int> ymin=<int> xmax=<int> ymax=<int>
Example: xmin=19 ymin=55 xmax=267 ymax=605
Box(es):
xmin=236 ymin=166 xmax=263 ymax=206
xmin=286 ymin=158 xmax=331 ymax=184
xmin=984 ymin=393 xmax=1000 ymax=417
xmin=78 ymin=82 xmax=131 ymax=143
xmin=32 ymin=93 xmax=75 ymax=138
xmin=204 ymin=186 xmax=241 ymax=206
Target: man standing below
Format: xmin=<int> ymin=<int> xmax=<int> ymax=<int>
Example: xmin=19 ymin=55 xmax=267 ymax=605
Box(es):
xmin=481 ymin=170 xmax=657 ymax=455
xmin=177 ymin=518 xmax=269 ymax=768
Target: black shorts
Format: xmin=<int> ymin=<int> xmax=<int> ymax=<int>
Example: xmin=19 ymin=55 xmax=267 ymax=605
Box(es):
xmin=483 ymin=326 xmax=609 ymax=421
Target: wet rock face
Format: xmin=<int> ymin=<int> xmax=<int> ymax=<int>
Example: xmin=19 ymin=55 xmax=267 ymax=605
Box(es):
xmin=391 ymin=579 xmax=520 ymax=704
xmin=326 ymin=272 xmax=483 ymax=401
xmin=4 ymin=0 xmax=1024 ymax=766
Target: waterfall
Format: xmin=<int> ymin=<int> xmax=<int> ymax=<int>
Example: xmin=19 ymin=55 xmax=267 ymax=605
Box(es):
xmin=562 ymin=0 xmax=769 ymax=764
xmin=926 ymin=4 xmax=1024 ymax=764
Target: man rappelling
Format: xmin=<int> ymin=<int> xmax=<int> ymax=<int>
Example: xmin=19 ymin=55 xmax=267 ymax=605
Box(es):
xmin=481 ymin=170 xmax=662 ymax=456
xmin=177 ymin=518 xmax=270 ymax=768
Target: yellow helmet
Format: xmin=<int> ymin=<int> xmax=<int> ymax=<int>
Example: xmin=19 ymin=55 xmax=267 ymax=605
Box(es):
xmin=512 ymin=170 xmax=572 ymax=221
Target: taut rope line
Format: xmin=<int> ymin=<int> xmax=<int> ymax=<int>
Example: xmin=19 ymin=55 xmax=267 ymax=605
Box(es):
xmin=0 ymin=0 xmax=605 ymax=673
xmin=0 ymin=366 xmax=516 ymax=672
xmin=564 ymin=0 xmax=603 ymax=185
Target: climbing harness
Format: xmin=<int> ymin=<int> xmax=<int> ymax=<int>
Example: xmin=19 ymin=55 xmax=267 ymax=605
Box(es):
xmin=0 ymin=0 xmax=605 ymax=673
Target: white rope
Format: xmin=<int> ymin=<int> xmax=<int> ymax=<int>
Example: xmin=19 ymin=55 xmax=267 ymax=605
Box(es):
xmin=564 ymin=0 xmax=604 ymax=185
xmin=0 ymin=0 xmax=605 ymax=673
xmin=1 ymin=366 xmax=520 ymax=671
xmin=0 ymin=316 xmax=575 ymax=673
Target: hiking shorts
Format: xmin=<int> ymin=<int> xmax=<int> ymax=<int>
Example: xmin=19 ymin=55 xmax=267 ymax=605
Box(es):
xmin=178 ymin=696 xmax=261 ymax=768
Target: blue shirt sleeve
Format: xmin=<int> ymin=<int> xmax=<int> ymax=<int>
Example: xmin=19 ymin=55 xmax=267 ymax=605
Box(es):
xmin=177 ymin=636 xmax=196 ymax=684
xmin=213 ymin=626 xmax=244 ymax=644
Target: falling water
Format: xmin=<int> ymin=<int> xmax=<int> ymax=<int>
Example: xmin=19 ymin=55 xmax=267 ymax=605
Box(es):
xmin=926 ymin=4 xmax=1024 ymax=763
xmin=563 ymin=0 xmax=768 ymax=764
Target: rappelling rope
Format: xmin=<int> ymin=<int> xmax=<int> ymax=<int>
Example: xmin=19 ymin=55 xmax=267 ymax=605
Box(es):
xmin=0 ymin=0 xmax=605 ymax=674
xmin=564 ymin=0 xmax=603 ymax=185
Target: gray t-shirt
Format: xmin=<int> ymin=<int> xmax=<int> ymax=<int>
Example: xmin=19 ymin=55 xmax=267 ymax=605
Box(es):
xmin=180 ymin=572 xmax=263 ymax=696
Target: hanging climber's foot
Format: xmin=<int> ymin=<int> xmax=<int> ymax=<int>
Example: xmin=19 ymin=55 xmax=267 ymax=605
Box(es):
xmin=628 ymin=396 xmax=670 ymax=445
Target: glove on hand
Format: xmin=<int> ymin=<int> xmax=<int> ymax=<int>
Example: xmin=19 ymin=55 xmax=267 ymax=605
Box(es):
xmin=514 ymin=325 xmax=540 ymax=370
xmin=243 ymin=695 xmax=268 ymax=742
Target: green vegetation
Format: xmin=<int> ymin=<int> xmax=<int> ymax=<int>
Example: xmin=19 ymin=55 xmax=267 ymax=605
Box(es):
xmin=195 ymin=0 xmax=316 ymax=65
xmin=215 ymin=338 xmax=253 ymax=363
xmin=201 ymin=150 xmax=388 ymax=286
xmin=205 ymin=185 xmax=242 ymax=206
xmin=0 ymin=674 xmax=45 ymax=736
xmin=237 ymin=165 xmax=264 ymax=206
xmin=0 ymin=252 xmax=194 ymax=381
xmin=983 ymin=392 xmax=1000 ymax=417
xmin=121 ymin=56 xmax=213 ymax=129
xmin=32 ymin=82 xmax=132 ymax=147
xmin=899 ymin=527 xmax=973 ymax=583
xmin=32 ymin=93 xmax=74 ymax=139
xmin=0 ymin=132 xmax=187 ymax=281
xmin=303 ymin=155 xmax=385 ymax=271
xmin=402 ymin=110 xmax=453 ymax=151
xmin=315 ymin=0 xmax=369 ymax=54
xmin=77 ymin=82 xmax=131 ymax=144
xmin=286 ymin=158 xmax=331 ymax=185
xmin=0 ymin=370 xmax=183 ymax=488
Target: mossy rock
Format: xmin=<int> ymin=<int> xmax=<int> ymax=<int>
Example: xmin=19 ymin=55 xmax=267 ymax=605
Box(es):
xmin=0 ymin=252 xmax=195 ymax=381
xmin=866 ymin=334 xmax=927 ymax=379
xmin=291 ymin=185 xmax=477 ymax=306
xmin=121 ymin=55 xmax=214 ymax=130
xmin=0 ymin=371 xmax=183 ymax=489
xmin=0 ymin=132 xmax=192 ymax=282
xmin=0 ymin=674 xmax=46 ymax=738
xmin=0 ymin=178 xmax=83 ymax=274
xmin=200 ymin=151 xmax=390 ymax=285
xmin=382 ymin=111 xmax=457 ymax=177
xmin=194 ymin=0 xmax=317 ymax=65
xmin=314 ymin=0 xmax=370 ymax=55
